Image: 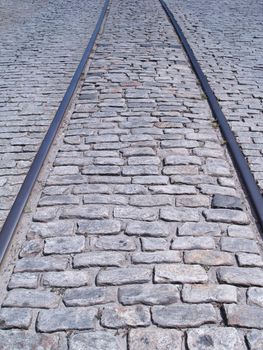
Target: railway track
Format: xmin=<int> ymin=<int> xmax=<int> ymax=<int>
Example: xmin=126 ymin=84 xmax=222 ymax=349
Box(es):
xmin=1 ymin=0 xmax=262 ymax=264
xmin=0 ymin=0 xmax=262 ymax=347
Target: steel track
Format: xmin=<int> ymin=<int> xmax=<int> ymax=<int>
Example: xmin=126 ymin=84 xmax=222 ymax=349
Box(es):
xmin=159 ymin=0 xmax=263 ymax=234
xmin=0 ymin=0 xmax=110 ymax=264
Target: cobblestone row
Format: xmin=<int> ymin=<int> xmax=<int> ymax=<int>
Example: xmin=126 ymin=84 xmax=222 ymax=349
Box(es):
xmin=0 ymin=0 xmax=104 ymax=229
xmin=165 ymin=0 xmax=263 ymax=193
xmin=1 ymin=0 xmax=263 ymax=348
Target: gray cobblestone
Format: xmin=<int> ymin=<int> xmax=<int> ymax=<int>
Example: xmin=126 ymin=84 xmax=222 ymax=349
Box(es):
xmin=69 ymin=332 xmax=124 ymax=350
xmin=64 ymin=287 xmax=116 ymax=306
xmin=101 ymin=305 xmax=150 ymax=328
xmin=155 ymin=264 xmax=208 ymax=283
xmin=97 ymin=268 xmax=152 ymax=286
xmin=3 ymin=289 xmax=60 ymax=308
xmin=0 ymin=308 xmax=32 ymax=330
xmin=37 ymin=307 xmax=97 ymax=332
xmin=119 ymin=284 xmax=180 ymax=305
xmin=187 ymin=327 xmax=246 ymax=350
xmin=129 ymin=328 xmax=183 ymax=350
xmin=152 ymin=304 xmax=217 ymax=328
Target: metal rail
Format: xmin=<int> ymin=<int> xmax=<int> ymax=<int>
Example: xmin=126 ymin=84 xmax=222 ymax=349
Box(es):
xmin=0 ymin=0 xmax=110 ymax=264
xmin=159 ymin=0 xmax=263 ymax=231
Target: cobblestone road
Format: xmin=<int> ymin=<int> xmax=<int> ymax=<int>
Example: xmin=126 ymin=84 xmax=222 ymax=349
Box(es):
xmin=1 ymin=0 xmax=263 ymax=349
xmin=165 ymin=0 xmax=263 ymax=192
xmin=0 ymin=0 xmax=103 ymax=229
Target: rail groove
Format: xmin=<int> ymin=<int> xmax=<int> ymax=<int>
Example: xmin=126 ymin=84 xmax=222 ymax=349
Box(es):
xmin=0 ymin=0 xmax=110 ymax=263
xmin=159 ymin=0 xmax=263 ymax=233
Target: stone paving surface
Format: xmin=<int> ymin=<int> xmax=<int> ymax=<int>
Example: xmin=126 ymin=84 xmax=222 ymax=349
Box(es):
xmin=165 ymin=0 xmax=263 ymax=192
xmin=0 ymin=0 xmax=104 ymax=229
xmin=1 ymin=0 xmax=263 ymax=348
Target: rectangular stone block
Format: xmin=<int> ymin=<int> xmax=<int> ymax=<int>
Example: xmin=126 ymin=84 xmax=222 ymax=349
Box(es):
xmin=101 ymin=305 xmax=150 ymax=328
xmin=152 ymin=304 xmax=217 ymax=328
xmin=37 ymin=307 xmax=97 ymax=332
xmin=154 ymin=264 xmax=208 ymax=284
xmin=74 ymin=252 xmax=126 ymax=267
xmin=97 ymin=267 xmax=152 ymax=286
xmin=224 ymin=304 xmax=263 ymax=328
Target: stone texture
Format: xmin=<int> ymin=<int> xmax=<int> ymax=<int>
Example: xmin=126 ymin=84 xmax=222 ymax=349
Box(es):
xmin=203 ymin=209 xmax=249 ymax=224
xmin=185 ymin=250 xmax=235 ymax=266
xmin=246 ymin=330 xmax=263 ymax=350
xmin=171 ymin=237 xmax=215 ymax=250
xmin=0 ymin=330 xmax=63 ymax=350
xmin=69 ymin=331 xmax=123 ymax=350
xmin=43 ymin=271 xmax=92 ymax=287
xmin=129 ymin=328 xmax=183 ymax=350
xmin=182 ymin=284 xmax=237 ymax=303
xmin=152 ymin=304 xmax=217 ymax=327
xmin=221 ymin=237 xmax=259 ymax=254
xmin=247 ymin=287 xmax=263 ymax=307
xmin=101 ymin=305 xmax=150 ymax=328
xmin=126 ymin=221 xmax=169 ymax=237
xmin=132 ymin=251 xmax=181 ymax=264
xmin=155 ymin=264 xmax=208 ymax=283
xmin=119 ymin=284 xmax=180 ymax=305
xmin=0 ymin=308 xmax=32 ymax=329
xmin=217 ymin=267 xmax=263 ymax=286
xmin=211 ymin=194 xmax=243 ymax=210
xmin=3 ymin=289 xmax=60 ymax=308
xmin=37 ymin=307 xmax=97 ymax=332
xmin=78 ymin=220 xmax=121 ymax=235
xmin=64 ymin=287 xmax=116 ymax=306
xmin=224 ymin=304 xmax=263 ymax=328
xmin=187 ymin=327 xmax=246 ymax=349
xmin=74 ymin=252 xmax=126 ymax=267
xmin=97 ymin=268 xmax=152 ymax=286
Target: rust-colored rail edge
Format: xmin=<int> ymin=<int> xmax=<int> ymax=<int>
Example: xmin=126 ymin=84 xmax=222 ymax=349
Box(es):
xmin=0 ymin=0 xmax=110 ymax=263
xmin=159 ymin=0 xmax=263 ymax=233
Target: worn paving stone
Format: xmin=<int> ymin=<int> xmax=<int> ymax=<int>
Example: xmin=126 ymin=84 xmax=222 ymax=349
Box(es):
xmin=246 ymin=330 xmax=263 ymax=350
xmin=152 ymin=304 xmax=217 ymax=328
xmin=217 ymin=267 xmax=263 ymax=286
xmin=15 ymin=256 xmax=69 ymax=272
xmin=203 ymin=209 xmax=249 ymax=224
xmin=0 ymin=308 xmax=32 ymax=330
xmin=185 ymin=250 xmax=235 ymax=266
xmin=132 ymin=251 xmax=181 ymax=264
xmin=129 ymin=328 xmax=183 ymax=350
xmin=101 ymin=305 xmax=150 ymax=328
xmin=78 ymin=220 xmax=121 ymax=235
xmin=44 ymin=236 xmax=85 ymax=254
xmin=97 ymin=268 xmax=152 ymax=286
xmin=182 ymin=284 xmax=237 ymax=303
xmin=211 ymin=194 xmax=243 ymax=210
xmin=93 ymin=236 xmax=137 ymax=251
xmin=141 ymin=237 xmax=168 ymax=251
xmin=43 ymin=271 xmax=92 ymax=288
xmin=8 ymin=273 xmax=39 ymax=289
xmin=64 ymin=287 xmax=116 ymax=306
xmin=187 ymin=327 xmax=246 ymax=350
xmin=155 ymin=264 xmax=208 ymax=284
xmin=126 ymin=221 xmax=169 ymax=237
xmin=74 ymin=252 xmax=126 ymax=267
xmin=69 ymin=331 xmax=124 ymax=350
xmin=0 ymin=330 xmax=63 ymax=350
xmin=119 ymin=284 xmax=180 ymax=305
xmin=221 ymin=237 xmax=259 ymax=254
xmin=37 ymin=307 xmax=97 ymax=332
xmin=237 ymin=253 xmax=263 ymax=267
xmin=224 ymin=304 xmax=263 ymax=328
xmin=247 ymin=287 xmax=263 ymax=307
xmin=178 ymin=222 xmax=221 ymax=236
xmin=3 ymin=289 xmax=60 ymax=308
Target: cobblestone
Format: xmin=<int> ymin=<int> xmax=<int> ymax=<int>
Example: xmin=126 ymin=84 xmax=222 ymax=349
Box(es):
xmin=0 ymin=0 xmax=262 ymax=347
xmin=165 ymin=0 xmax=263 ymax=192
xmin=0 ymin=0 xmax=104 ymax=228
